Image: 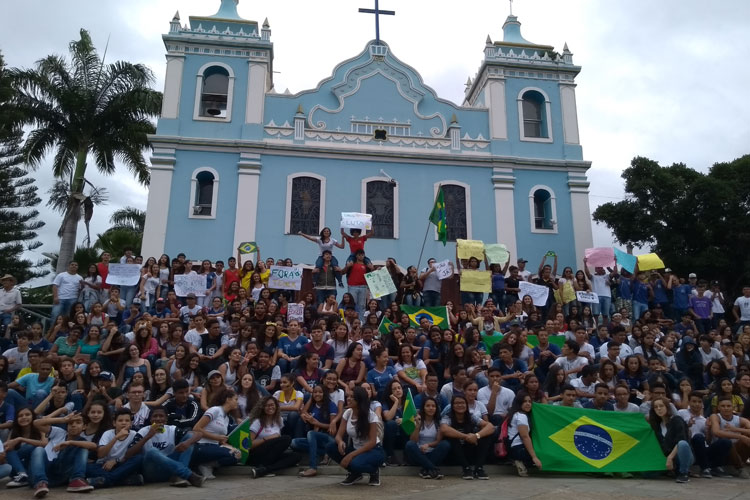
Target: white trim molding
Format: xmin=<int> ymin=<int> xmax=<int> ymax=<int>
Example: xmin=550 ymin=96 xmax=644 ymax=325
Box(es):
xmin=284 ymin=172 xmax=327 ymax=235
xmin=434 ymin=181 xmax=472 ymax=241
xmin=193 ymin=62 xmax=235 ymax=122
xmin=528 ymin=184 xmax=558 ymax=234
xmin=361 ymin=176 xmax=399 ymax=239
xmin=233 ymin=154 xmax=262 ymax=251
xmin=188 ymin=167 xmax=220 ymax=219
xmin=517 ymin=86 xmax=553 ymax=143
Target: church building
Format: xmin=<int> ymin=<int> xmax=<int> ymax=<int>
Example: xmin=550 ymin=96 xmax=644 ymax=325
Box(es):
xmin=142 ymin=0 xmax=594 ymax=269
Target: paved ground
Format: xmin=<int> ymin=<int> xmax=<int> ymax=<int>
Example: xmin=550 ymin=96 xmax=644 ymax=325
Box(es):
xmin=2 ymin=467 xmax=749 ymax=500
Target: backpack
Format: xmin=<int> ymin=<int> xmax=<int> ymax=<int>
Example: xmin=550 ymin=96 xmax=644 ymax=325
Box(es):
xmin=494 ymin=416 xmax=511 ymax=458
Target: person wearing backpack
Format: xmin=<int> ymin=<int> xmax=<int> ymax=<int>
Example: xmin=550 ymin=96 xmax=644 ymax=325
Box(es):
xmin=506 ymin=393 xmax=542 ymax=477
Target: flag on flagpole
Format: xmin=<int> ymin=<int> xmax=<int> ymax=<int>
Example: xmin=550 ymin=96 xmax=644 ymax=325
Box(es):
xmin=227 ymin=417 xmax=252 ymax=463
xmin=401 ymin=388 xmax=417 ymax=435
xmin=530 ymin=403 xmax=665 ymax=472
xmin=429 ymin=186 xmax=447 ymax=245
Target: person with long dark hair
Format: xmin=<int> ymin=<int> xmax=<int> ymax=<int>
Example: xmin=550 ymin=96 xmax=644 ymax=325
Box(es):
xmin=191 ymin=388 xmax=241 ymax=480
xmin=649 ymin=396 xmax=694 ymax=483
xmin=291 ymin=385 xmax=339 ymax=477
xmin=404 ymin=397 xmax=450 ymax=479
xmin=438 ymin=394 xmax=494 ymax=480
xmin=326 ymin=386 xmax=385 ymax=486
xmin=507 ymin=393 xmax=542 ymax=477
xmin=246 ymin=395 xmax=302 ymax=478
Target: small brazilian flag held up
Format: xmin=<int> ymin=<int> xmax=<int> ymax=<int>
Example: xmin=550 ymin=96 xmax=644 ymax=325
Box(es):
xmin=400 ymin=305 xmax=449 ymax=328
xmin=378 ymin=316 xmax=396 ymax=337
xmin=227 ymin=417 xmax=251 ymax=463
xmin=429 ymin=187 xmax=447 ymax=245
xmin=401 ymin=388 xmax=417 ymax=435
xmin=238 ymin=242 xmax=258 ymax=254
xmin=530 ymin=403 xmax=665 ymax=472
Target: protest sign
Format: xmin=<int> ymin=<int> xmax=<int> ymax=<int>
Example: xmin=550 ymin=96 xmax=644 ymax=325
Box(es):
xmin=456 ymin=239 xmax=485 ymax=260
xmin=105 ymin=264 xmax=142 ymax=286
xmin=576 ymin=291 xmax=599 ymax=303
xmin=484 ymin=243 xmax=509 ymax=265
xmin=340 ymin=212 xmax=372 ymax=231
xmin=365 ymin=267 xmax=397 ymax=299
xmin=637 ymin=253 xmax=665 ymax=271
xmin=434 ymin=259 xmax=453 ymax=280
xmin=614 ymin=248 xmax=637 ymax=274
xmin=174 ymin=274 xmax=207 ymax=297
xmin=584 ymin=247 xmax=615 ymax=268
xmin=287 ymin=303 xmax=304 ymax=322
xmin=519 ymin=281 xmax=549 ymax=307
xmin=459 ymin=270 xmax=491 ymax=293
xmin=268 ymin=266 xmax=303 ymax=290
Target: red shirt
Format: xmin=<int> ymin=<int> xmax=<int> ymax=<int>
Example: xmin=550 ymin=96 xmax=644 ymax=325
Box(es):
xmin=97 ymin=262 xmax=110 ymax=289
xmin=224 ymin=269 xmax=240 ymax=293
xmin=345 ymin=235 xmax=368 ymax=254
xmin=348 ymin=262 xmax=367 ymax=286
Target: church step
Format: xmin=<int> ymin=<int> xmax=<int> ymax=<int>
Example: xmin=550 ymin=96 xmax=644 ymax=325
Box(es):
xmin=218 ymin=464 xmax=516 ymax=477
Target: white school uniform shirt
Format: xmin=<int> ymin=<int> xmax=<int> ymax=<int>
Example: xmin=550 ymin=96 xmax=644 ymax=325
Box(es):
xmin=97 ymin=429 xmax=137 ymax=462
xmin=133 ymin=424 xmax=179 ymax=456
xmin=477 ymin=385 xmax=515 ymax=416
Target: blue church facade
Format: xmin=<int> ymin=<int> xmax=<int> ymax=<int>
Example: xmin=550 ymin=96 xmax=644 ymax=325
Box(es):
xmin=142 ymin=0 xmax=594 ymax=269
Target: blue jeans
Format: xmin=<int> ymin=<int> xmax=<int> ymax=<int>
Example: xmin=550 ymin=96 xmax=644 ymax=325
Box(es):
xmin=383 ymin=420 xmax=408 ymax=458
xmin=460 ymin=292 xmax=483 ymax=307
xmin=191 ymin=443 xmax=238 ymax=467
xmin=316 ymin=289 xmax=337 ymax=306
xmin=85 ymin=455 xmax=143 ymax=487
xmin=7 ymin=388 xmax=49 ymax=410
xmin=51 ymin=298 xmax=77 ymax=324
xmin=6 ymin=442 xmax=35 ymax=475
xmin=291 ymin=430 xmax=335 ymax=469
xmin=632 ymin=301 xmax=649 ymax=322
xmin=0 ymin=463 xmax=11 ymax=480
xmin=403 ymin=293 xmax=422 ymax=307
xmin=379 ymin=292 xmax=398 ymax=312
xmin=0 ymin=312 xmax=13 ymax=329
xmin=121 ymin=285 xmax=138 ymax=308
xmin=673 ymin=440 xmax=694 ymax=475
xmin=404 ymin=440 xmax=450 ymax=470
xmin=422 ymin=290 xmax=441 ymax=308
xmin=30 ymin=444 xmax=88 ymax=486
xmin=142 ymin=447 xmax=194 ymax=482
xmin=348 ymin=285 xmax=368 ymax=321
xmin=326 ymin=441 xmax=384 ymax=475
xmin=592 ymin=296 xmax=612 ymax=319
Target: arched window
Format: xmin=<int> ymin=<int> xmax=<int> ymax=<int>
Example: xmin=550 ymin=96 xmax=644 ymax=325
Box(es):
xmin=189 ymin=168 xmax=219 ymax=219
xmin=194 ymin=63 xmax=234 ymax=121
xmin=518 ymin=88 xmax=552 ymax=141
xmin=442 ymin=183 xmax=469 ymax=241
xmin=287 ymin=175 xmax=323 ymax=235
xmin=364 ymin=179 xmax=397 ymax=239
xmin=529 ymin=185 xmax=557 ymax=233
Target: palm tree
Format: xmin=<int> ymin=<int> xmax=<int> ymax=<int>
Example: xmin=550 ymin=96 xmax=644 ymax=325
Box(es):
xmin=108 ymin=207 xmax=145 ymax=233
xmin=10 ymin=29 xmax=161 ymax=273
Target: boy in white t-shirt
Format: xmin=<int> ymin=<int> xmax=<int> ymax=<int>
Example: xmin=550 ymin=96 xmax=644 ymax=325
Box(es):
xmin=552 ymin=340 xmax=589 ymax=382
xmin=86 ymin=409 xmax=144 ymax=488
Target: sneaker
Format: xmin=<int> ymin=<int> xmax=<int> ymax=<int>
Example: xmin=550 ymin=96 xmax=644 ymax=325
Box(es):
xmin=514 ymin=460 xmax=528 ymax=477
xmin=7 ymin=472 xmax=29 ymax=488
xmin=462 ymin=467 xmax=474 ymax=480
xmin=170 ymin=478 xmax=189 ymax=487
xmin=188 ymin=473 xmax=205 ymax=488
xmin=368 ymin=470 xmax=380 ymax=486
xmin=419 ymin=469 xmax=431 ymax=479
xmin=339 ymin=472 xmax=363 ymax=486
xmin=473 ymin=467 xmax=489 ymax=480
xmin=429 ymin=469 xmax=444 ymax=480
xmin=67 ymin=478 xmax=94 ymax=492
xmin=712 ymin=467 xmax=732 ymax=478
xmin=299 ymin=469 xmax=318 ymax=477
xmin=700 ymin=468 xmax=713 ymax=479
xmin=250 ymin=467 xmax=265 ymax=479
xmin=34 ymin=482 xmax=49 ymax=499
xmin=122 ymin=474 xmax=144 ymax=486
xmin=738 ymin=468 xmax=750 ymax=479
xmin=85 ymin=477 xmax=107 ymax=489
xmin=676 ymin=474 xmax=689 ymax=483
xmin=197 ymin=464 xmax=216 ymax=480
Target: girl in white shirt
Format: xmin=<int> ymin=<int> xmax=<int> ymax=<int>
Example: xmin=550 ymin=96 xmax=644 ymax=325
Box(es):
xmin=247 ymin=396 xmax=302 ymax=478
xmin=192 ymin=388 xmax=241 ymax=479
xmin=404 ymin=396 xmax=450 ymax=479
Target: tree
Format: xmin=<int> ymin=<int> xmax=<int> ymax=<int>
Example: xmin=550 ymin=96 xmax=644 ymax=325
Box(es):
xmin=593 ymin=155 xmax=750 ymax=293
xmin=9 ymin=29 xmax=161 ymax=273
xmin=95 ymin=228 xmax=142 ymax=259
xmin=108 ymin=207 xmax=145 ymax=233
xmin=0 ymin=51 xmax=48 ymax=284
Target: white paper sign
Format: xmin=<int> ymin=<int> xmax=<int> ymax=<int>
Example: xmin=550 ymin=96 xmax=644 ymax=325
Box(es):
xmin=174 ymin=274 xmax=207 ymax=297
xmin=269 ymin=266 xmax=303 ymax=290
xmin=518 ymin=281 xmax=550 ymax=307
xmin=365 ymin=267 xmax=398 ymax=299
xmin=105 ymin=264 xmax=142 ymax=286
xmin=576 ymin=291 xmax=599 ymax=303
xmin=434 ymin=260 xmax=453 ymax=280
xmin=340 ymin=212 xmax=372 ymax=231
xmin=287 ymin=303 xmax=304 ymax=322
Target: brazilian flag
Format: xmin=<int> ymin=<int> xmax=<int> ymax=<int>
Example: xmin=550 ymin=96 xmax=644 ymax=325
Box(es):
xmin=530 ymin=403 xmax=666 ymax=472
xmin=401 ymin=388 xmax=417 ymax=435
xmin=227 ymin=417 xmax=251 ymax=463
xmin=429 ymin=187 xmax=447 ymax=245
xmin=400 ymin=305 xmax=449 ymax=328
xmin=238 ymin=241 xmax=258 ymax=255
xmin=378 ymin=316 xmax=396 ymax=337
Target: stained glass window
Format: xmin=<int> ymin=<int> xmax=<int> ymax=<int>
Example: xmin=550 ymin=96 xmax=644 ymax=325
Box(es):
xmin=289 ymin=176 xmax=321 ymax=235
xmin=443 ymin=184 xmax=467 ymax=241
xmin=366 ymin=181 xmax=394 ymax=239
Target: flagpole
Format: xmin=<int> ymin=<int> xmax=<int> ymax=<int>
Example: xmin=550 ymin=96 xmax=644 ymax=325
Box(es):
xmin=417 ymin=184 xmax=442 ymax=272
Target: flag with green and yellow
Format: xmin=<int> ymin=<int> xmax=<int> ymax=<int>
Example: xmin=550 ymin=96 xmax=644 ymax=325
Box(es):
xmin=429 ymin=186 xmax=447 ymax=245
xmin=401 ymin=388 xmax=417 ymax=435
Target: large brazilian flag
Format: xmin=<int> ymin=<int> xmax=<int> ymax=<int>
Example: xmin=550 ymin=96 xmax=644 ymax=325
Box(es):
xmin=400 ymin=305 xmax=449 ymax=328
xmin=530 ymin=403 xmax=666 ymax=472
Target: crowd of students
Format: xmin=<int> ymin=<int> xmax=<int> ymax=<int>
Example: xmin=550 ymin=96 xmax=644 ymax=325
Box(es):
xmin=1 ymin=230 xmax=750 ymax=496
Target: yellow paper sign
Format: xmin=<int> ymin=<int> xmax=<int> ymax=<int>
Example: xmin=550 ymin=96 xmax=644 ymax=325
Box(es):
xmin=457 ymin=239 xmax=485 ymax=260
xmin=460 ymin=270 xmax=492 ymax=293
xmin=637 ymin=253 xmax=665 ymax=271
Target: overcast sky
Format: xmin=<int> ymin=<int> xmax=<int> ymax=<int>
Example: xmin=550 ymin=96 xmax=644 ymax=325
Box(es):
xmin=2 ymin=0 xmax=749 ymax=283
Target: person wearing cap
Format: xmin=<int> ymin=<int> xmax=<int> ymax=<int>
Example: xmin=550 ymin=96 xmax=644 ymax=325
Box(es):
xmin=703 ymin=281 xmax=726 ymax=328
xmin=689 ymin=283 xmax=713 ymax=335
xmin=179 ymin=293 xmax=203 ymax=329
xmin=516 ymin=258 xmax=531 ymax=282
xmin=0 ymin=274 xmax=21 ymax=329
xmin=687 ymin=273 xmax=698 ymax=293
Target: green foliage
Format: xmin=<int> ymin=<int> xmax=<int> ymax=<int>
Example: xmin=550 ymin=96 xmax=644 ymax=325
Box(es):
xmin=95 ymin=228 xmax=142 ymax=259
xmin=593 ymin=155 xmax=750 ymax=293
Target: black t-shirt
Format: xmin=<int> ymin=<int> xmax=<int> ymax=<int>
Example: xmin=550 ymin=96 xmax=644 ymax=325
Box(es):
xmin=200 ymin=333 xmax=223 ymax=357
xmin=505 ymin=277 xmax=520 ymax=297
xmin=253 ymin=366 xmax=275 ymax=388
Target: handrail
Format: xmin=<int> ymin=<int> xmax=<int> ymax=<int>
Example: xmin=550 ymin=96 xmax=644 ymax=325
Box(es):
xmin=18 ymin=305 xmax=53 ymax=330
